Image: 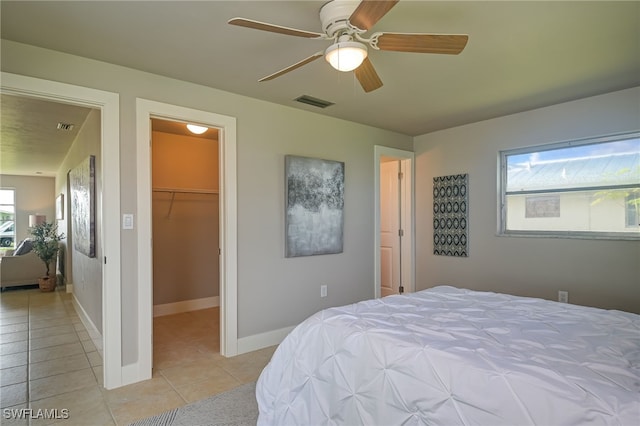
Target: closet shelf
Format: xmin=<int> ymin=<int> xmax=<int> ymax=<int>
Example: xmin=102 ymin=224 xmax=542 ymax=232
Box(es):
xmin=153 ymin=187 xmax=219 ymax=194
xmin=153 ymin=187 xmax=219 ymax=218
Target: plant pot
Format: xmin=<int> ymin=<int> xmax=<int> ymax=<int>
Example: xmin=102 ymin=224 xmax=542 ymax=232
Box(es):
xmin=38 ymin=275 xmax=56 ymax=292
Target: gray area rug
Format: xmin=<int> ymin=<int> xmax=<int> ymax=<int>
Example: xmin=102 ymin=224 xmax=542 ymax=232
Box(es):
xmin=129 ymin=382 xmax=258 ymax=426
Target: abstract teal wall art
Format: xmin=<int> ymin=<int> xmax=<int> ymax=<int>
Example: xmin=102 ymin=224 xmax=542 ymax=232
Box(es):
xmin=285 ymin=155 xmax=344 ymax=257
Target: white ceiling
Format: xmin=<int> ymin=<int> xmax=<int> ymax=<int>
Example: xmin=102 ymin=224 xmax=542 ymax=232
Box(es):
xmin=1 ymin=1 xmax=639 ymax=175
xmin=0 ymin=94 xmax=93 ymax=176
xmin=0 ymin=96 xmax=218 ymax=177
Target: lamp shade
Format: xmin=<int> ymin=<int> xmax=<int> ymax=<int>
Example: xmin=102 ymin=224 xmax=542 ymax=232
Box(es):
xmin=325 ymin=41 xmax=368 ymax=72
xmin=29 ymin=214 xmax=46 ymax=227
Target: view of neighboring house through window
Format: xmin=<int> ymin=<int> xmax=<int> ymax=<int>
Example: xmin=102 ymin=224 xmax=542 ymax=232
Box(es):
xmin=0 ymin=189 xmax=16 ymax=248
xmin=500 ymin=132 xmax=640 ymax=238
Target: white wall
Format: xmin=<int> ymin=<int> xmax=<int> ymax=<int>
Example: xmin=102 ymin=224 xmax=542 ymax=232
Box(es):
xmin=0 ymin=175 xmax=55 ymax=243
xmin=55 ymin=108 xmax=103 ymax=332
xmin=1 ymin=40 xmax=413 ymax=364
xmin=414 ymin=87 xmax=640 ymax=314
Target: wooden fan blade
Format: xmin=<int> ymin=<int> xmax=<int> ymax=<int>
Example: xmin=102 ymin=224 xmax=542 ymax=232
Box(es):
xmin=354 ymin=57 xmax=383 ymax=93
xmin=375 ymin=32 xmax=469 ymax=54
xmin=350 ymin=0 xmax=399 ymax=31
xmin=259 ymin=52 xmax=324 ymax=82
xmin=228 ymin=17 xmax=324 ymax=38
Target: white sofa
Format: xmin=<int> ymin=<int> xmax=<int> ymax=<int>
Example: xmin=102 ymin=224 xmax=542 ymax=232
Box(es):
xmin=0 ymin=250 xmax=47 ymax=289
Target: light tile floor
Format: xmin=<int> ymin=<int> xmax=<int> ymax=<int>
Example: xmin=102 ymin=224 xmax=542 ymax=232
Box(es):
xmin=0 ymin=287 xmax=276 ymax=425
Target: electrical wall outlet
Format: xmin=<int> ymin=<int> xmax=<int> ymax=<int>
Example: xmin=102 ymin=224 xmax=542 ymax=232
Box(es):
xmin=320 ymin=285 xmax=328 ymax=298
xmin=558 ymin=290 xmax=569 ymax=303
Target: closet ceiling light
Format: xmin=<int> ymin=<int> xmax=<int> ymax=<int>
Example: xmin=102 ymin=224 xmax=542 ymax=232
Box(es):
xmin=186 ymin=124 xmax=208 ymax=134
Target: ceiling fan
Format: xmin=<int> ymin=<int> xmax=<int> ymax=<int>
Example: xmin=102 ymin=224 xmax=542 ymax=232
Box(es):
xmin=228 ymin=0 xmax=469 ymax=93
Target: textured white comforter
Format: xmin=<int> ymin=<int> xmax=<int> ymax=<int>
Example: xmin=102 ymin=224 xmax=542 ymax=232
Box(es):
xmin=256 ymin=286 xmax=640 ymax=425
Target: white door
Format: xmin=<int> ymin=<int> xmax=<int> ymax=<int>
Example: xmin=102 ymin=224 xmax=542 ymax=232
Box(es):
xmin=380 ymin=160 xmax=401 ymax=297
xmin=399 ymin=159 xmax=412 ymax=295
xmin=374 ymin=146 xmax=414 ymax=299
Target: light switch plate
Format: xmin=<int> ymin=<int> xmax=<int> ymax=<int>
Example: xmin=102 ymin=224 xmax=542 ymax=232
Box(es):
xmin=123 ymin=214 xmax=134 ymax=230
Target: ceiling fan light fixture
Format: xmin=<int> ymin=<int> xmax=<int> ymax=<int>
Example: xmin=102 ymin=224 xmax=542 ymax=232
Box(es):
xmin=186 ymin=124 xmax=208 ymax=134
xmin=325 ymin=41 xmax=368 ymax=72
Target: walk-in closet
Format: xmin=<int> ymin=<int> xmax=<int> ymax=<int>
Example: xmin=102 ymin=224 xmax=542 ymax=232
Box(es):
xmin=150 ymin=118 xmax=220 ymax=370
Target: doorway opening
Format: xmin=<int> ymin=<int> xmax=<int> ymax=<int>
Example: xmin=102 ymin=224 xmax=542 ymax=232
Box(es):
xmin=150 ymin=118 xmax=221 ymax=368
xmin=374 ymin=146 xmax=414 ymax=298
xmin=136 ymin=99 xmax=238 ymax=385
xmin=1 ymin=72 xmax=122 ymax=389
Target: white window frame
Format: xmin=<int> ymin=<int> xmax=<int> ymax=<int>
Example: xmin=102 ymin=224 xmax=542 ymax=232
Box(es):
xmin=499 ymin=131 xmax=640 ymax=240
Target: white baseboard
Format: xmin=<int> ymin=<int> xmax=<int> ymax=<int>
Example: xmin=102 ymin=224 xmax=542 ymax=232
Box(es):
xmin=153 ymin=296 xmax=219 ymax=317
xmin=237 ymin=325 xmax=295 ymax=355
xmin=72 ymin=293 xmax=100 ymax=335
xmin=71 ymin=293 xmax=102 ymax=354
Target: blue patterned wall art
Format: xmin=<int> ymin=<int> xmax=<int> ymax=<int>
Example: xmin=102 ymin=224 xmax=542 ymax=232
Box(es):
xmin=433 ymin=174 xmax=468 ymax=257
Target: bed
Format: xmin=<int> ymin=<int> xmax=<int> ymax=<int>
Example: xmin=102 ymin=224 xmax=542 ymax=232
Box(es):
xmin=256 ymin=286 xmax=640 ymax=425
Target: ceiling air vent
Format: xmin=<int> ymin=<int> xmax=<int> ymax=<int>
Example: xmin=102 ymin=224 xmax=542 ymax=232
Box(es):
xmin=294 ymin=95 xmax=334 ymax=109
xmin=57 ymin=122 xmax=75 ymax=131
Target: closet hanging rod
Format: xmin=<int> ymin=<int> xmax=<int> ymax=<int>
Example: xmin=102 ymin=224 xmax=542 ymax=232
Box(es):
xmin=153 ymin=187 xmax=219 ymax=194
xmin=154 ymin=187 xmax=219 ymax=218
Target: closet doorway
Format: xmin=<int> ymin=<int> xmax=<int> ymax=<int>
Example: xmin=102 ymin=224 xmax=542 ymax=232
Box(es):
xmin=150 ymin=118 xmax=220 ymax=368
xmin=136 ymin=99 xmax=237 ymax=385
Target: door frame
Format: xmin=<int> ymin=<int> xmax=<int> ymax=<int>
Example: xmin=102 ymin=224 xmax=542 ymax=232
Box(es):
xmin=1 ymin=72 xmax=122 ymax=389
xmin=135 ymin=99 xmax=237 ymax=381
xmin=374 ymin=146 xmax=415 ymax=298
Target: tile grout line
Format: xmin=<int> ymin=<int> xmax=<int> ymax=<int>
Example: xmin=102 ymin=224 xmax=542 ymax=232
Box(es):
xmin=25 ymin=288 xmax=118 ymax=425
xmin=5 ymin=294 xmax=263 ymax=426
xmin=27 ymin=290 xmax=32 ymax=426
xmin=64 ymin=288 xmax=119 ymax=426
xmin=156 ymin=369 xmax=189 ymax=405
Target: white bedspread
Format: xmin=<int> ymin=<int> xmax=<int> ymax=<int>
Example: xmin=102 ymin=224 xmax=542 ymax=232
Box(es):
xmin=256 ymin=286 xmax=640 ymax=425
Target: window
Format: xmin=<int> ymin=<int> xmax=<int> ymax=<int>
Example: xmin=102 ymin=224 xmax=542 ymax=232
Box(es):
xmin=499 ymin=132 xmax=640 ymax=239
xmin=0 ymin=189 xmax=16 ymax=248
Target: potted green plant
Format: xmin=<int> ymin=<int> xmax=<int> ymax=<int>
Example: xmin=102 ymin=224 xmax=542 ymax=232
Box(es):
xmin=30 ymin=221 xmax=64 ymax=292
